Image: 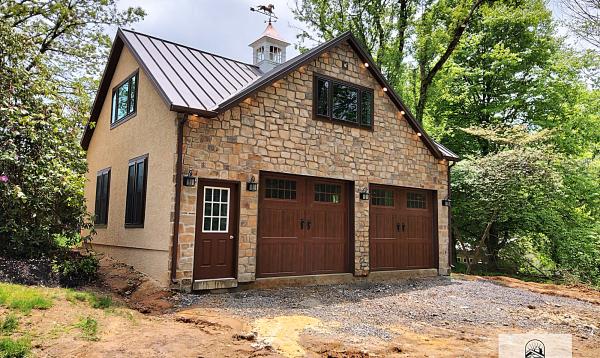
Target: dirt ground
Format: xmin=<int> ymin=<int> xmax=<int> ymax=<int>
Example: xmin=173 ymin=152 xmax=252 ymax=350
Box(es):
xmin=17 ymin=259 xmax=600 ymax=357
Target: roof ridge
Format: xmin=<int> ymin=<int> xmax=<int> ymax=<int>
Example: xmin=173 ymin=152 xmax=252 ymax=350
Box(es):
xmin=119 ymin=28 xmax=261 ymax=70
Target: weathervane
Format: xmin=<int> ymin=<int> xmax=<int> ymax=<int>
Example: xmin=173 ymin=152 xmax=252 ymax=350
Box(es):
xmin=250 ymin=4 xmax=278 ymax=24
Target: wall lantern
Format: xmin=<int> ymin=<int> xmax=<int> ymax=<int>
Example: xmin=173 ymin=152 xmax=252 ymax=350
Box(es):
xmin=442 ymin=198 xmax=451 ymax=207
xmin=246 ymin=175 xmax=258 ymax=192
xmin=359 ymin=188 xmax=370 ymax=201
xmin=183 ymin=170 xmax=196 ymax=187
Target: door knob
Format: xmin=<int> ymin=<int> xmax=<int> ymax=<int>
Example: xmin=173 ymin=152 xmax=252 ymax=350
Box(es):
xmin=229 ymin=235 xmax=234 ymax=240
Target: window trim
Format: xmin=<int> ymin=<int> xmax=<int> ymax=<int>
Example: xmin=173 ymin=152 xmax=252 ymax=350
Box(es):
xmin=94 ymin=167 xmax=111 ymax=227
xmin=124 ymin=154 xmax=148 ymax=228
xmin=312 ymin=73 xmax=374 ymax=130
xmin=110 ymin=69 xmax=139 ymax=129
xmin=406 ymin=191 xmax=427 ymax=210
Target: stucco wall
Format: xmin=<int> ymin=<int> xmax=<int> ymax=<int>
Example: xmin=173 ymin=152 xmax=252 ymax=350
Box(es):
xmin=176 ymin=41 xmax=450 ymax=284
xmin=84 ymin=46 xmax=178 ymax=285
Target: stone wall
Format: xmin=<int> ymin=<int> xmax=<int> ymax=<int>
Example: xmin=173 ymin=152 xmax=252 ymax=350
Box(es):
xmin=174 ymin=41 xmax=449 ymax=284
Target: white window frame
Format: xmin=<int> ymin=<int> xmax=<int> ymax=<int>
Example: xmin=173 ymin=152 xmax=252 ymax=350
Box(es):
xmin=202 ymin=186 xmax=230 ymax=233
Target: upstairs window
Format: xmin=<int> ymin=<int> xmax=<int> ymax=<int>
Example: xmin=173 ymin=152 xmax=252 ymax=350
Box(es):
xmin=125 ymin=155 xmax=148 ymax=227
xmin=111 ymin=71 xmax=138 ymax=125
xmin=94 ymin=168 xmax=111 ymax=225
xmin=314 ymin=74 xmax=374 ymax=129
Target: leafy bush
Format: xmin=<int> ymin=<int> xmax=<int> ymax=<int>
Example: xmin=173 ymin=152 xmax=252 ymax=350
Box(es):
xmin=0 ymin=337 xmax=30 ymax=358
xmin=0 ymin=283 xmax=52 ymax=314
xmin=52 ymin=253 xmax=99 ymax=287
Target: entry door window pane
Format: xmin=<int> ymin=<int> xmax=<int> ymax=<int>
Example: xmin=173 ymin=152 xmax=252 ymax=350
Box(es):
xmin=202 ymin=186 xmax=230 ymax=232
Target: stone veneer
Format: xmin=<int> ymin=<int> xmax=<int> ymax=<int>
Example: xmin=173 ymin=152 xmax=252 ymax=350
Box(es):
xmin=171 ymin=41 xmax=449 ymax=285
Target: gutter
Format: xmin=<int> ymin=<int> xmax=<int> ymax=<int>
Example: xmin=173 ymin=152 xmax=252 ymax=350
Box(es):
xmin=170 ymin=112 xmax=188 ymax=284
xmin=448 ymin=161 xmax=456 ymax=270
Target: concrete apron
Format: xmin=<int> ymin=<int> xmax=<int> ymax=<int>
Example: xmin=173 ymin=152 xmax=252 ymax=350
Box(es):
xmin=195 ymin=268 xmax=440 ymax=292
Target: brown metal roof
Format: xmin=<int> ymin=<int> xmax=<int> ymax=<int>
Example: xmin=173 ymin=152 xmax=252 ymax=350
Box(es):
xmin=120 ymin=29 xmax=263 ymax=112
xmin=81 ymin=28 xmax=459 ymax=160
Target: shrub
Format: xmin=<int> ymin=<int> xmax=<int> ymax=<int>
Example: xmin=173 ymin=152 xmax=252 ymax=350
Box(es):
xmin=0 ymin=337 xmax=30 ymax=358
xmin=0 ymin=283 xmax=52 ymax=314
xmin=51 ymin=253 xmax=99 ymax=287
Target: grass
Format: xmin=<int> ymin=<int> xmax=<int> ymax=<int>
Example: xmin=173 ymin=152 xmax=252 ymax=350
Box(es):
xmin=0 ymin=314 xmax=18 ymax=334
xmin=66 ymin=290 xmax=112 ymax=309
xmin=0 ymin=337 xmax=31 ymax=358
xmin=0 ymin=283 xmax=52 ymax=314
xmin=75 ymin=316 xmax=99 ymax=341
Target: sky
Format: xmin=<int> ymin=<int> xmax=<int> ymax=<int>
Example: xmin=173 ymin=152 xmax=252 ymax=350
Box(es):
xmin=113 ymin=0 xmax=304 ymax=64
xmin=109 ymin=0 xmax=591 ymax=65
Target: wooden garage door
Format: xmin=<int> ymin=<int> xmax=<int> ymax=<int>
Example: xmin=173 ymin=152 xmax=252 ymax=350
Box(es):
xmin=370 ymin=185 xmax=436 ymax=270
xmin=257 ymin=173 xmax=349 ymax=277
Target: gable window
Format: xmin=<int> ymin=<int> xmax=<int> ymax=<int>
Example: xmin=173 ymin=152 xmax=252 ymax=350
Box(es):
xmin=94 ymin=168 xmax=111 ymax=225
xmin=125 ymin=155 xmax=148 ymax=227
xmin=111 ymin=71 xmax=138 ymax=125
xmin=314 ymin=74 xmax=374 ymax=128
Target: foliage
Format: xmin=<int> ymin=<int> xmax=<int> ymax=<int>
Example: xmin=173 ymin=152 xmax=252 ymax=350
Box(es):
xmin=0 ymin=0 xmax=145 ymax=125
xmin=292 ymin=0 xmax=497 ymax=121
xmin=0 ymin=337 xmax=30 ymax=358
xmin=51 ymin=253 xmax=99 ymax=287
xmin=0 ymin=314 xmax=18 ymax=334
xmin=0 ymin=283 xmax=52 ymax=314
xmin=0 ymin=0 xmax=144 ymax=259
xmin=75 ymin=316 xmax=98 ymax=341
xmin=560 ymin=0 xmax=600 ymax=48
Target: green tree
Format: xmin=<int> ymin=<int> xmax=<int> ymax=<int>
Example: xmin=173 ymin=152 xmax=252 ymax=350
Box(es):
xmin=0 ymin=1 xmax=144 ymax=257
xmin=292 ymin=0 xmax=493 ymax=121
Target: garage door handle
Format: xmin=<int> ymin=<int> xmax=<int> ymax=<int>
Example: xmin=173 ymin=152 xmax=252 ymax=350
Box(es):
xmin=300 ymin=219 xmax=304 ymax=229
xmin=396 ymin=223 xmax=401 ymax=232
xmin=306 ymin=220 xmax=311 ymax=230
xmin=402 ymin=223 xmax=405 ymax=232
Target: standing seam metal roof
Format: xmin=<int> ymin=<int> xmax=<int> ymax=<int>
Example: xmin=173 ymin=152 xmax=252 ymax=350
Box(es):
xmin=120 ymin=29 xmax=263 ymax=112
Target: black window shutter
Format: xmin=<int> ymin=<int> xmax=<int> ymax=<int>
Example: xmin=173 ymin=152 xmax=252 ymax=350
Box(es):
xmin=94 ymin=170 xmax=110 ymax=225
xmin=125 ymin=156 xmax=148 ymax=227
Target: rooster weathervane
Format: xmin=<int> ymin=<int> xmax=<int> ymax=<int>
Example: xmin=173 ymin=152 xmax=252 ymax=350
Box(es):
xmin=250 ymin=4 xmax=278 ymax=24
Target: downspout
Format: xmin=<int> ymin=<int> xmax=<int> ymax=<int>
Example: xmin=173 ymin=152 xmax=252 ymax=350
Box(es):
xmin=447 ymin=161 xmax=456 ymax=271
xmin=170 ymin=113 xmax=188 ymax=284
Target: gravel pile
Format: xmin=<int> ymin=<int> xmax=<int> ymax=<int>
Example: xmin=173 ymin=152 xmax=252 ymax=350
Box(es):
xmin=177 ymin=277 xmax=600 ymax=340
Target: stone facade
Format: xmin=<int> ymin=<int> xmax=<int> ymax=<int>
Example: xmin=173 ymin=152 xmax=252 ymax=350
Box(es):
xmin=172 ymin=41 xmax=450 ymax=284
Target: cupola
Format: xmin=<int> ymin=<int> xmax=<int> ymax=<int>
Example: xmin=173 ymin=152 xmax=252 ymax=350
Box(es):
xmin=249 ymin=22 xmax=290 ymax=73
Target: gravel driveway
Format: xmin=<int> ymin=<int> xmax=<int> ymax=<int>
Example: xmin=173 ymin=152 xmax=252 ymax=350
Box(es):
xmin=177 ymin=277 xmax=600 ymax=341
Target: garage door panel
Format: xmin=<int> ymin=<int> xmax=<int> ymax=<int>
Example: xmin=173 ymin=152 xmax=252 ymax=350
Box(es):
xmin=257 ymin=240 xmax=301 ymax=276
xmin=371 ymin=239 xmax=397 ymax=270
xmin=370 ymin=186 xmax=435 ymax=271
xmin=260 ymin=207 xmax=303 ymax=239
xmin=258 ymin=173 xmax=349 ymax=277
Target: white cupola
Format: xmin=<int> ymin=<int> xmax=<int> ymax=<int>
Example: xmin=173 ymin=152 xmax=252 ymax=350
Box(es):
xmin=249 ymin=23 xmax=290 ymax=73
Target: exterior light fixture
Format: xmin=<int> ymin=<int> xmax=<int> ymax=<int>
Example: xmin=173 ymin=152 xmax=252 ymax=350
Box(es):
xmin=442 ymin=198 xmax=451 ymax=207
xmin=364 ymin=62 xmax=369 ymax=67
xmin=383 ymin=87 xmax=388 ymax=92
xmin=183 ymin=170 xmax=196 ymax=187
xmin=359 ymin=187 xmax=370 ymax=200
xmin=400 ymin=111 xmax=405 ymax=115
xmin=246 ymin=175 xmax=258 ymax=192
xmin=417 ymin=132 xmax=422 ymax=137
